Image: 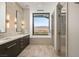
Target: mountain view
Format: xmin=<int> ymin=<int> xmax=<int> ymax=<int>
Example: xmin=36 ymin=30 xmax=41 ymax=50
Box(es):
xmin=34 ymin=26 xmax=48 ymax=35
xmin=33 ymin=14 xmax=49 ymax=35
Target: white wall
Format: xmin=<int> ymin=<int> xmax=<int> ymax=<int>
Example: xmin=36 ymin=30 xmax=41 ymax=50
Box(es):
xmin=29 ymin=3 xmax=57 ymax=38
xmin=28 ymin=2 xmax=58 ymax=45
xmin=68 ymin=2 xmax=79 ymax=57
xmin=53 ymin=7 xmax=57 ymax=51
xmin=29 ymin=7 xmax=52 ymax=44
xmin=30 ymin=10 xmax=52 ymax=38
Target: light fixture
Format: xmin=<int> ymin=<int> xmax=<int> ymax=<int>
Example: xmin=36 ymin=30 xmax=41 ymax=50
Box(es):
xmin=21 ymin=20 xmax=24 ymax=29
xmin=6 ymin=14 xmax=10 ymax=28
xmin=14 ymin=17 xmax=17 ymax=22
xmin=7 ymin=14 xmax=10 ymax=20
xmin=14 ymin=17 xmax=17 ymax=28
xmin=15 ymin=24 xmax=17 ymax=29
xmin=7 ymin=23 xmax=9 ymax=29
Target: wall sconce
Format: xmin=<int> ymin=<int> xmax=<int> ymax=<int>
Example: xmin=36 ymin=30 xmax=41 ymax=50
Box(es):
xmin=21 ymin=20 xmax=24 ymax=29
xmin=7 ymin=14 xmax=10 ymax=20
xmin=14 ymin=17 xmax=17 ymax=28
xmin=6 ymin=14 xmax=10 ymax=28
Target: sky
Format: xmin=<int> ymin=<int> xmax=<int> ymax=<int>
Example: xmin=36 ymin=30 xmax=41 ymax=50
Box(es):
xmin=34 ymin=17 xmax=49 ymax=27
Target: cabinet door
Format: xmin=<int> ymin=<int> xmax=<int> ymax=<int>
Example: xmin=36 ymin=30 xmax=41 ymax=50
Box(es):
xmin=20 ymin=38 xmax=25 ymax=50
xmin=0 ymin=45 xmax=7 ymax=57
xmin=23 ymin=36 xmax=29 ymax=47
xmin=23 ymin=36 xmax=27 ymax=47
xmin=16 ymin=39 xmax=21 ymax=54
xmin=5 ymin=40 xmax=18 ymax=57
xmin=26 ymin=35 xmax=30 ymax=45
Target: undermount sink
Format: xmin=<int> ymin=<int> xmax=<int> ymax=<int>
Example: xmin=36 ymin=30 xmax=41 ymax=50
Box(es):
xmin=0 ymin=37 xmax=12 ymax=44
xmin=3 ymin=37 xmax=12 ymax=40
xmin=0 ymin=38 xmax=12 ymax=42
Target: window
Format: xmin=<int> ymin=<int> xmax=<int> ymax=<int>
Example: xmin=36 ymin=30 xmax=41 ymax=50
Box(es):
xmin=33 ymin=13 xmax=50 ymax=35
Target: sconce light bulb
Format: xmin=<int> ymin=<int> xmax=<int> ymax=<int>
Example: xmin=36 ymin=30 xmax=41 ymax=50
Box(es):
xmin=15 ymin=24 xmax=17 ymax=28
xmin=7 ymin=14 xmax=10 ymax=20
xmin=22 ymin=25 xmax=24 ymax=29
xmin=15 ymin=18 xmax=17 ymax=22
xmin=7 ymin=23 xmax=9 ymax=28
xmin=21 ymin=20 xmax=25 ymax=29
xmin=22 ymin=21 xmax=24 ymax=25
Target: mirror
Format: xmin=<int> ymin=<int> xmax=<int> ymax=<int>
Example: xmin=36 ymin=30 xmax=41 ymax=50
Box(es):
xmin=0 ymin=2 xmax=6 ymax=32
xmin=16 ymin=10 xmax=22 ymax=32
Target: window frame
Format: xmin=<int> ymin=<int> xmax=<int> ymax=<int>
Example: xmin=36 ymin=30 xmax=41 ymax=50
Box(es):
xmin=32 ymin=13 xmax=50 ymax=35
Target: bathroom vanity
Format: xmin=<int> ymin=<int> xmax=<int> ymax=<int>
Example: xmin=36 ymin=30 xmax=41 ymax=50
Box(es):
xmin=0 ymin=2 xmax=30 ymax=57
xmin=0 ymin=34 xmax=30 ymax=57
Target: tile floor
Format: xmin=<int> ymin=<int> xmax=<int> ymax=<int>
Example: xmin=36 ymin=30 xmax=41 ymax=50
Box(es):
xmin=18 ymin=44 xmax=57 ymax=57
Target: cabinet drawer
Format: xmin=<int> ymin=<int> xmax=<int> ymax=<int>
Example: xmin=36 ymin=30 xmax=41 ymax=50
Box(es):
xmin=5 ymin=40 xmax=16 ymax=47
xmin=5 ymin=40 xmax=18 ymax=57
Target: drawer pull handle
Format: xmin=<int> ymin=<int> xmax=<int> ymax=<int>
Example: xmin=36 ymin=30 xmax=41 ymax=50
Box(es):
xmin=7 ymin=43 xmax=16 ymax=48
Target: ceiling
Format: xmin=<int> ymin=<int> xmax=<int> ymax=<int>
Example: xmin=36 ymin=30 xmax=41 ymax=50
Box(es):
xmin=18 ymin=2 xmax=57 ymax=9
xmin=17 ymin=2 xmax=57 ymax=13
xmin=17 ymin=2 xmax=68 ymax=14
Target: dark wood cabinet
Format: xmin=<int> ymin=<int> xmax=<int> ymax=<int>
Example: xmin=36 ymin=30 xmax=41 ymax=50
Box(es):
xmin=0 ymin=35 xmax=30 ymax=57
xmin=0 ymin=44 xmax=7 ymax=57
xmin=5 ymin=40 xmax=18 ymax=57
xmin=20 ymin=37 xmax=25 ymax=50
xmin=24 ymin=35 xmax=29 ymax=46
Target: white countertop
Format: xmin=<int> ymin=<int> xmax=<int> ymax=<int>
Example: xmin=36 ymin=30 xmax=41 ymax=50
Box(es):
xmin=0 ymin=34 xmax=29 ymax=45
